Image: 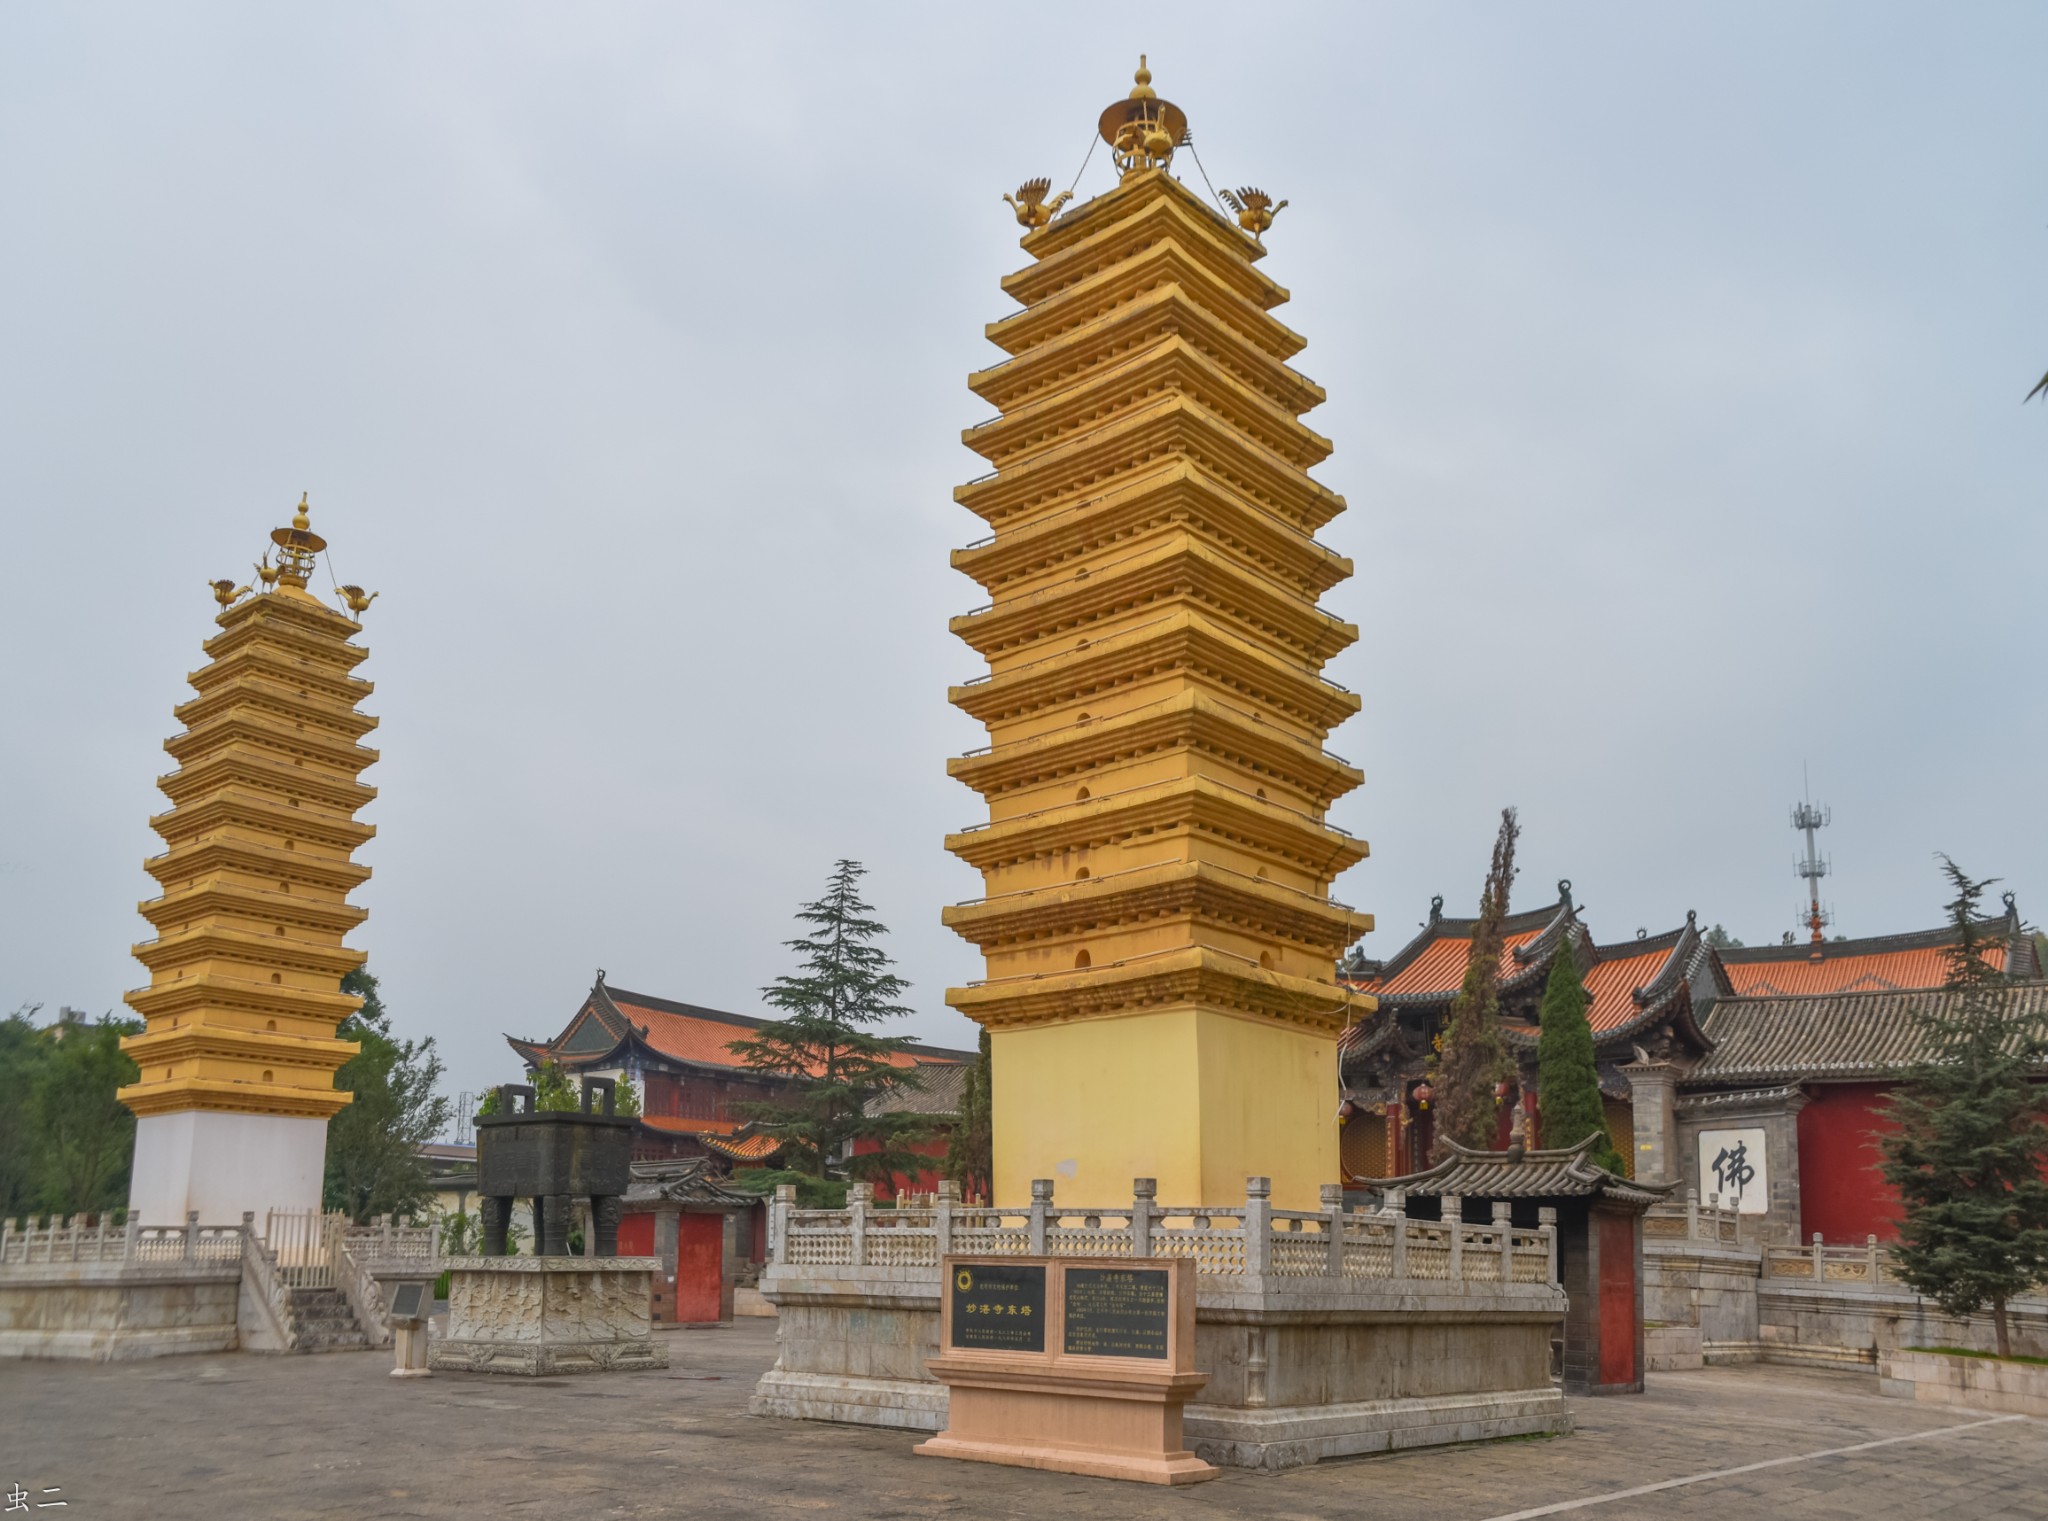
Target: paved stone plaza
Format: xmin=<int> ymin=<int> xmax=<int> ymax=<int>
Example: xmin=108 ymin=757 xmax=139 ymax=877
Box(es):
xmin=1 ymin=1320 xmax=2042 ymax=1519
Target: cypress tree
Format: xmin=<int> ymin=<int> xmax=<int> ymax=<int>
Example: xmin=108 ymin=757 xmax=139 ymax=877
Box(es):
xmin=726 ymin=860 xmax=928 ymax=1190
xmin=1534 ymin=934 xmax=1623 ymax=1173
xmin=1428 ymin=808 xmax=1519 ymax=1161
xmin=944 ymin=1027 xmax=993 ymax=1202
xmin=1879 ymin=859 xmax=2048 ymax=1358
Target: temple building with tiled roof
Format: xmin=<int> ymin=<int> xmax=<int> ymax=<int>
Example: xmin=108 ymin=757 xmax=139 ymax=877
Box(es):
xmin=1337 ymin=884 xmax=2043 ymax=1246
xmin=505 ymin=972 xmax=973 ymax=1168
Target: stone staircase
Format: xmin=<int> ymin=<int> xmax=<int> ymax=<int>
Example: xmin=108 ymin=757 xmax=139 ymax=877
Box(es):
xmin=282 ymin=1287 xmax=369 ymax=1353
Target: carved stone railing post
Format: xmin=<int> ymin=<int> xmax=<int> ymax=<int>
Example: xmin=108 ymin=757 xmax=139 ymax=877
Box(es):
xmin=769 ymin=1183 xmax=796 ymax=1265
xmin=935 ymin=1179 xmax=958 ymax=1258
xmin=1444 ymin=1196 xmax=1463 ymax=1281
xmin=1811 ymin=1232 xmax=1825 ymax=1280
xmin=1389 ymin=1189 xmax=1408 ymax=1279
xmin=1132 ymin=1179 xmax=1156 ymax=1259
xmin=184 ymin=1210 xmax=200 ymax=1260
xmin=1538 ymin=1207 xmax=1558 ymax=1281
xmin=1684 ymin=1187 xmax=1698 ymax=1241
xmin=1866 ymin=1233 xmax=1881 ymax=1285
xmin=1321 ymin=1184 xmax=1345 ymax=1276
xmin=1494 ymin=1202 xmax=1515 ymax=1282
xmin=1028 ymin=1180 xmax=1052 ymax=1255
xmin=1244 ymin=1178 xmax=1272 ymax=1277
xmin=124 ymin=1215 xmax=141 ymax=1264
xmin=848 ymin=1183 xmax=872 ymax=1267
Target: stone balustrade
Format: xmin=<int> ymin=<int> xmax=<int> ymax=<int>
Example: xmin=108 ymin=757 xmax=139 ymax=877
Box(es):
xmin=772 ymin=1177 xmax=1557 ymax=1287
xmin=0 ymin=1213 xmax=244 ymax=1268
xmin=1642 ymin=1189 xmax=1743 ymax=1247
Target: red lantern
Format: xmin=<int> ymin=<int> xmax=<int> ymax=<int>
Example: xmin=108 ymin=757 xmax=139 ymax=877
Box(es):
xmin=1412 ymin=1082 xmax=1433 ymax=1111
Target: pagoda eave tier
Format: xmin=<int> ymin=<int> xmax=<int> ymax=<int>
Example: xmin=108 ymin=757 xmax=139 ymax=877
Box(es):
xmin=948 ymin=692 xmax=1363 ymax=806
xmin=963 ymin=336 xmax=1332 ymax=476
xmin=138 ymin=883 xmax=368 ymax=937
xmin=970 ymin=281 xmax=1323 ymax=420
xmin=145 ymin=837 xmax=372 ymax=894
xmin=157 ymin=749 xmax=378 ymax=813
xmin=956 ymin=395 xmax=1345 ymax=536
xmin=165 ymin=711 xmax=380 ymax=770
xmin=948 ymin=613 xmax=1360 ymax=735
xmin=121 ymin=1023 xmax=359 ymax=1070
xmin=187 ymin=644 xmax=373 ymax=704
xmin=951 ymin=461 xmax=1353 ymax=600
xmin=999 ymin=174 xmax=1286 ymax=312
xmin=946 ymin=945 xmax=1371 ymax=1035
xmin=131 ymin=927 xmax=368 ymax=980
xmin=945 ymin=776 xmax=1367 ymax=876
xmin=115 ymin=1074 xmax=356 ymax=1121
xmin=985 ymin=234 xmax=1306 ymax=363
xmin=149 ymin=793 xmax=378 ymax=853
xmin=950 ymin=537 xmax=1358 ymax=666
xmin=942 ymin=859 xmax=1373 ymax=953
xmin=125 ymin=976 xmax=363 ymax=1025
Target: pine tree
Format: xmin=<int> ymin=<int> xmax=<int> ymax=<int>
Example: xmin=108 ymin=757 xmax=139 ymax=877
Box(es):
xmin=1428 ymin=809 xmax=1519 ymax=1161
xmin=1879 ymin=859 xmax=2048 ymax=1358
xmin=323 ymin=967 xmax=451 ymax=1223
xmin=945 ymin=1027 xmax=993 ymax=1201
xmin=726 ymin=861 xmax=928 ymax=1186
xmin=1534 ymin=933 xmax=1623 ymax=1173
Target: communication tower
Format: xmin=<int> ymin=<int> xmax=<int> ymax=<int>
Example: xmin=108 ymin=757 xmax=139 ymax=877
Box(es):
xmin=1791 ymin=790 xmax=1832 ymax=944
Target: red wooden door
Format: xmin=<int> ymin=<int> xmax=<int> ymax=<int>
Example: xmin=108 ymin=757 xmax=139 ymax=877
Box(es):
xmin=1597 ymin=1211 xmax=1636 ymax=1387
xmin=675 ymin=1213 xmax=724 ymax=1324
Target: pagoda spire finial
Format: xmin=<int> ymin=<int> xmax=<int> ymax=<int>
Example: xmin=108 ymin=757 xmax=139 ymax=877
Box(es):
xmin=1099 ymin=55 xmax=1185 ymax=178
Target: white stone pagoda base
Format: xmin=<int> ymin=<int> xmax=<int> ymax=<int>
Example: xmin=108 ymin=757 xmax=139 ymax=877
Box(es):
xmin=428 ymin=1258 xmax=669 ymax=1376
xmin=127 ymin=1111 xmax=328 ymax=1227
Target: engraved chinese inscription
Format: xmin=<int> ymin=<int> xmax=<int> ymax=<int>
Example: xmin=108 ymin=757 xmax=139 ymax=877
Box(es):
xmin=948 ymin=1262 xmax=1046 ymax=1354
xmin=1062 ymin=1267 xmax=1169 ymax=1359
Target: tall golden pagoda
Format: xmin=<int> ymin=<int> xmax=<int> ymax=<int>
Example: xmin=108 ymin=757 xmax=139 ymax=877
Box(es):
xmin=119 ymin=497 xmax=378 ymax=1225
xmin=944 ymin=62 xmax=1373 ymax=1210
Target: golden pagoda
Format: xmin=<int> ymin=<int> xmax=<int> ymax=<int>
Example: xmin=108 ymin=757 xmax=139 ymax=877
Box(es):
xmin=119 ymin=497 xmax=378 ymax=1225
xmin=944 ymin=61 xmax=1373 ymax=1210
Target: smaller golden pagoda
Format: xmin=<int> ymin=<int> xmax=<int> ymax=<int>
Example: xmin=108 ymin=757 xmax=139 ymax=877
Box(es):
xmin=120 ymin=497 xmax=378 ymax=1224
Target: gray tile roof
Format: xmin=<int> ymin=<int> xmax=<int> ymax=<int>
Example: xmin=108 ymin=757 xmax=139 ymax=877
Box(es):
xmin=1361 ymin=1134 xmax=1673 ymax=1208
xmin=864 ymin=1061 xmax=972 ymax=1118
xmin=1691 ymin=983 xmax=2048 ymax=1083
xmin=620 ymin=1158 xmax=757 ymax=1209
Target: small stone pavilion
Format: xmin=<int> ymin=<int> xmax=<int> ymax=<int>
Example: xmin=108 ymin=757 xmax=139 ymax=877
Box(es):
xmin=1361 ymin=1136 xmax=1673 ymax=1395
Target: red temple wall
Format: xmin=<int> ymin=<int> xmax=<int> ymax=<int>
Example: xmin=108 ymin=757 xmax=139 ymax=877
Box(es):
xmin=1797 ymin=1082 xmax=1901 ymax=1244
xmin=850 ymin=1133 xmax=952 ymax=1201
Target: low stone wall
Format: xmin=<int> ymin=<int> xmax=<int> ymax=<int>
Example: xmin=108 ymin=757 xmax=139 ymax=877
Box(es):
xmin=1643 ymin=1243 xmax=1762 ymax=1366
xmin=0 ymin=1260 xmax=242 ymax=1361
xmin=750 ymin=1264 xmax=1568 ymax=1470
xmin=1879 ymin=1349 xmax=2048 ymax=1417
xmin=1645 ymin=1237 xmax=2048 ymax=1370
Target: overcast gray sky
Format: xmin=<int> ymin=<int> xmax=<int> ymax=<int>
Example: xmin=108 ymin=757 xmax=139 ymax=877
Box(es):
xmin=3 ymin=3 xmax=2043 ymax=1107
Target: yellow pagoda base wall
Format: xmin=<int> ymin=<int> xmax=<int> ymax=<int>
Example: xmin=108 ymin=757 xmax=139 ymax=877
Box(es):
xmin=991 ymin=1010 xmax=1338 ymax=1212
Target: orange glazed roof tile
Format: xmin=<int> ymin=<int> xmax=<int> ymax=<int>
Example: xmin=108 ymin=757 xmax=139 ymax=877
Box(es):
xmin=1581 ymin=946 xmax=1677 ymax=1032
xmin=637 ymin=1115 xmax=744 ymax=1137
xmin=1721 ymin=943 xmax=2007 ymax=998
xmin=700 ymin=1133 xmax=786 ymax=1161
xmin=1373 ymin=928 xmax=1546 ymax=997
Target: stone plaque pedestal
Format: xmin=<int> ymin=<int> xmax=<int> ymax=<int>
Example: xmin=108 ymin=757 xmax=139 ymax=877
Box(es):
xmin=915 ymin=1255 xmax=1216 ymax=1486
xmin=427 ymin=1258 xmax=667 ymax=1376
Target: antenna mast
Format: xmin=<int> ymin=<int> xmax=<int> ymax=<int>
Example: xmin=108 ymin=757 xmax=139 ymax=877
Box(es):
xmin=1791 ymin=775 xmax=1831 ymax=944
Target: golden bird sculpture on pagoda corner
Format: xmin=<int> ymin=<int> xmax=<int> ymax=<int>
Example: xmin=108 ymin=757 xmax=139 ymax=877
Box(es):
xmin=1220 ymin=186 xmax=1288 ymax=238
xmin=1003 ymin=177 xmax=1072 ymax=230
xmin=253 ymin=553 xmax=280 ymax=589
xmin=208 ymin=578 xmax=250 ymax=609
xmin=335 ymin=585 xmax=379 ymax=617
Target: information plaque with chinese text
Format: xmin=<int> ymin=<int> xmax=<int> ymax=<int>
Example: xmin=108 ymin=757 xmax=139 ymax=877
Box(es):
xmin=947 ymin=1261 xmax=1046 ymax=1354
xmin=1062 ymin=1267 xmax=1169 ymax=1359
